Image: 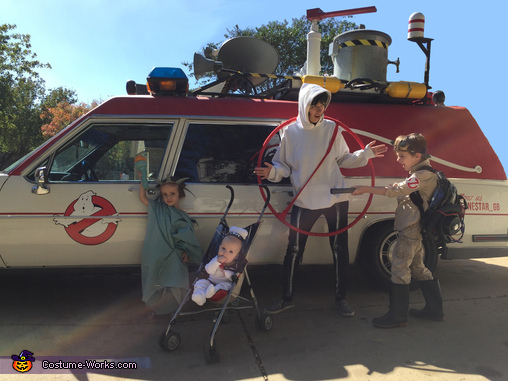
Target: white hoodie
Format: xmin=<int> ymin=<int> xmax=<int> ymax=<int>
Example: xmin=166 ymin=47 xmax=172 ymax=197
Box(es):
xmin=268 ymin=83 xmax=375 ymax=210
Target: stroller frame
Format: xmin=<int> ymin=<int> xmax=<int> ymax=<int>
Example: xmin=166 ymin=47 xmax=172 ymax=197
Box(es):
xmin=159 ymin=185 xmax=273 ymax=363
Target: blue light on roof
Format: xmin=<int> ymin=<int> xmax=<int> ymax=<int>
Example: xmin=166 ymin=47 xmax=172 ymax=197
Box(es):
xmin=147 ymin=67 xmax=187 ymax=80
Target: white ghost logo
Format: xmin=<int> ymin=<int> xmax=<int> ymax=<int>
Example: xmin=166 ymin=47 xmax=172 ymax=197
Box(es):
xmin=54 ymin=191 xmax=120 ymax=237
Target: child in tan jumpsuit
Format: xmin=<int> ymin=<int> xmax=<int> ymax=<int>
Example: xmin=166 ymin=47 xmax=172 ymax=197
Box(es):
xmin=353 ymin=133 xmax=445 ymax=328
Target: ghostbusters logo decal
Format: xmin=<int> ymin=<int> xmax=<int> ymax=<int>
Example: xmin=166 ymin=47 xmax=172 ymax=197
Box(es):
xmin=54 ymin=191 xmax=121 ymax=245
xmin=407 ymin=175 xmax=420 ymax=190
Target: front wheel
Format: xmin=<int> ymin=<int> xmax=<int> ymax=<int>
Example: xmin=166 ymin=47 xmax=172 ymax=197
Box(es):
xmin=359 ymin=221 xmax=439 ymax=291
xmin=256 ymin=312 xmax=273 ymax=331
xmin=159 ymin=331 xmax=181 ymax=352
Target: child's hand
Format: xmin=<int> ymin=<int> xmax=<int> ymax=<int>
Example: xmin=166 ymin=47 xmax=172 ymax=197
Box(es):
xmin=366 ymin=140 xmax=388 ymax=158
xmin=181 ymin=252 xmax=189 ymax=263
xmin=253 ymin=162 xmax=273 ymax=180
xmin=217 ymin=255 xmax=226 ymax=264
xmin=352 ymin=186 xmax=366 ymax=196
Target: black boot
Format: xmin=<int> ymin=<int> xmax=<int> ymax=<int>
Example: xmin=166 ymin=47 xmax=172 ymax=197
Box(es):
xmin=409 ymin=279 xmax=444 ymax=321
xmin=372 ymin=283 xmax=409 ymax=328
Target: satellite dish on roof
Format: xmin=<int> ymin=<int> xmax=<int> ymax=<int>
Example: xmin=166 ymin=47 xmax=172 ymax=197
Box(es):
xmin=194 ymin=36 xmax=279 ymax=87
xmin=218 ymin=37 xmax=279 ymax=84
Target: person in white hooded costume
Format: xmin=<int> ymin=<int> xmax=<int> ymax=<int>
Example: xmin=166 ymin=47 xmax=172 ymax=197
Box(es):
xmin=255 ymin=83 xmax=387 ymax=316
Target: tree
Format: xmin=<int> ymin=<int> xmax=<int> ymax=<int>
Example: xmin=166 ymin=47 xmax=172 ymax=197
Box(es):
xmin=43 ymin=87 xmax=78 ymax=109
xmin=41 ymin=100 xmax=98 ymax=139
xmin=39 ymin=87 xmax=81 ymax=138
xmin=0 ymin=24 xmax=79 ymax=168
xmin=183 ymin=16 xmax=356 ymax=89
xmin=0 ymin=24 xmax=50 ymax=162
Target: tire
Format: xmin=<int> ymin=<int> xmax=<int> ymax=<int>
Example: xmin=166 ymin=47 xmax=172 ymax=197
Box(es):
xmin=256 ymin=312 xmax=273 ymax=331
xmin=159 ymin=331 xmax=181 ymax=352
xmin=359 ymin=221 xmax=439 ymax=291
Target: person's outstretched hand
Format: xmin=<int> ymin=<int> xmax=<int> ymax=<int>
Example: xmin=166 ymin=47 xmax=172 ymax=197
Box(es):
xmin=366 ymin=140 xmax=388 ymax=158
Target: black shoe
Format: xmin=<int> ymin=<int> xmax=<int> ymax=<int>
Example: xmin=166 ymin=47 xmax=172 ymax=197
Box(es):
xmin=265 ymin=299 xmax=295 ymax=314
xmin=336 ymin=299 xmax=355 ymax=317
xmin=408 ymin=306 xmax=444 ymax=321
xmin=373 ymin=283 xmax=409 ymax=328
xmin=409 ymin=279 xmax=444 ymax=321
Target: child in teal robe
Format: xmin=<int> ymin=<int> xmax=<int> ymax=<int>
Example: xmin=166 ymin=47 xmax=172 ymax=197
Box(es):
xmin=137 ymin=157 xmax=202 ymax=315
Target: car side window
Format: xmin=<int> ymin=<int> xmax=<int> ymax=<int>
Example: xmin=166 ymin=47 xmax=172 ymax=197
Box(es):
xmin=47 ymin=123 xmax=173 ymax=182
xmin=175 ymin=123 xmax=286 ymax=184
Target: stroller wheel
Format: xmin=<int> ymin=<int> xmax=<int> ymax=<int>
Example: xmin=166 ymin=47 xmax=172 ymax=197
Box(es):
xmin=204 ymin=338 xmax=220 ymax=364
xmin=159 ymin=331 xmax=181 ymax=352
xmin=256 ymin=312 xmax=273 ymax=331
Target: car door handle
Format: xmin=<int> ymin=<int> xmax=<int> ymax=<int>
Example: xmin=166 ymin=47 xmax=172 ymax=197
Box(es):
xmin=129 ymin=187 xmax=157 ymax=196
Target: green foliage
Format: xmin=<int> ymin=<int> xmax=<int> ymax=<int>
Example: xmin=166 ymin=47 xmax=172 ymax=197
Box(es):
xmin=0 ymin=24 xmax=78 ymax=164
xmin=183 ymin=16 xmax=356 ymax=87
xmin=0 ymin=24 xmax=51 ymax=81
xmin=43 ymin=87 xmax=78 ymax=109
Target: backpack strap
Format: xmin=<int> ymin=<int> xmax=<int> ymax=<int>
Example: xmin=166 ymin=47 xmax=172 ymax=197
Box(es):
xmin=418 ymin=165 xmax=436 ymax=173
xmin=409 ymin=189 xmax=425 ymax=223
xmin=408 ymin=166 xmax=436 ymax=225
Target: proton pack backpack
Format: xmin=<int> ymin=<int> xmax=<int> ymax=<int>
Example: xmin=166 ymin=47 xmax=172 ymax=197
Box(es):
xmin=409 ymin=166 xmax=468 ymax=243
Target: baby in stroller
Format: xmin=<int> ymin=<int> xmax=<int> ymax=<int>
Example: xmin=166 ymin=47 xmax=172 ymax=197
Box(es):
xmin=191 ymin=226 xmax=249 ymax=306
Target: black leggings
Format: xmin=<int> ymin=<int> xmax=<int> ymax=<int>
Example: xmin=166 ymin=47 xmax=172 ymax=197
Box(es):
xmin=282 ymin=201 xmax=349 ymax=302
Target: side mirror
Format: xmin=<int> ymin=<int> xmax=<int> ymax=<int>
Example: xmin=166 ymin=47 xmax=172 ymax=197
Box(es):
xmin=32 ymin=166 xmax=50 ymax=195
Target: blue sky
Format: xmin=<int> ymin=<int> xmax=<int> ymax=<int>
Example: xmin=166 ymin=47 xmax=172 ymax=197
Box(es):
xmin=3 ymin=0 xmax=507 ymax=172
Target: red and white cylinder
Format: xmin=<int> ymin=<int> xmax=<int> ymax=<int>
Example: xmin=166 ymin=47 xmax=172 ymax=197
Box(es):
xmin=408 ymin=12 xmax=425 ymax=40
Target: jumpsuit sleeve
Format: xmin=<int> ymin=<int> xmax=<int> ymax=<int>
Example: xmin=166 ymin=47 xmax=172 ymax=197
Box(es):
xmin=385 ymin=178 xmax=416 ymax=198
xmin=385 ymin=171 xmax=437 ymax=199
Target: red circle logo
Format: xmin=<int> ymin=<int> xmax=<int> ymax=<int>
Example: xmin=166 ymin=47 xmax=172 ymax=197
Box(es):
xmin=407 ymin=176 xmax=420 ymax=190
xmin=59 ymin=193 xmax=120 ymax=245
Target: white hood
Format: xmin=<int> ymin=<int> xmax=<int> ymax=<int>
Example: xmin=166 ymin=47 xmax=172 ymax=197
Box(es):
xmin=297 ymin=83 xmax=331 ymax=130
xmin=268 ymin=83 xmax=374 ymax=209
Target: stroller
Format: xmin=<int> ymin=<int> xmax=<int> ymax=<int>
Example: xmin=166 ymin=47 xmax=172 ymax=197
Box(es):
xmin=159 ymin=185 xmax=273 ymax=363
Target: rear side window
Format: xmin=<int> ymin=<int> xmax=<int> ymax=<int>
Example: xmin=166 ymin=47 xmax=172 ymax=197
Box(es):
xmin=47 ymin=123 xmax=173 ymax=182
xmin=175 ymin=123 xmax=282 ymax=183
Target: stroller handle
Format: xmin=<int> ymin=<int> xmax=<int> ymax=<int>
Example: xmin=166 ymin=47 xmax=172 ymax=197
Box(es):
xmin=225 ymin=185 xmax=235 ymax=210
xmin=219 ymin=185 xmax=235 ymax=224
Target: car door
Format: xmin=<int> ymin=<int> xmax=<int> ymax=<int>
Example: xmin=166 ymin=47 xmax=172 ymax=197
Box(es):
xmin=172 ymin=119 xmax=295 ymax=264
xmin=0 ymin=120 xmax=175 ymax=267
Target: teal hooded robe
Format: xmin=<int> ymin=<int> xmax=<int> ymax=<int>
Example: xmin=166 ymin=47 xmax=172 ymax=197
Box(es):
xmin=141 ymin=199 xmax=203 ymax=314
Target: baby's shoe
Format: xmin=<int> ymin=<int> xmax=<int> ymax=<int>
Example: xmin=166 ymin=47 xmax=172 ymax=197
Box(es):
xmin=192 ymin=292 xmax=205 ymax=306
xmin=205 ymin=284 xmax=216 ymax=298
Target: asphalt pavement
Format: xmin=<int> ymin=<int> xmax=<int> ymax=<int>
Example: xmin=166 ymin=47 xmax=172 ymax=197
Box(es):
xmin=1 ymin=256 xmax=507 ymax=380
